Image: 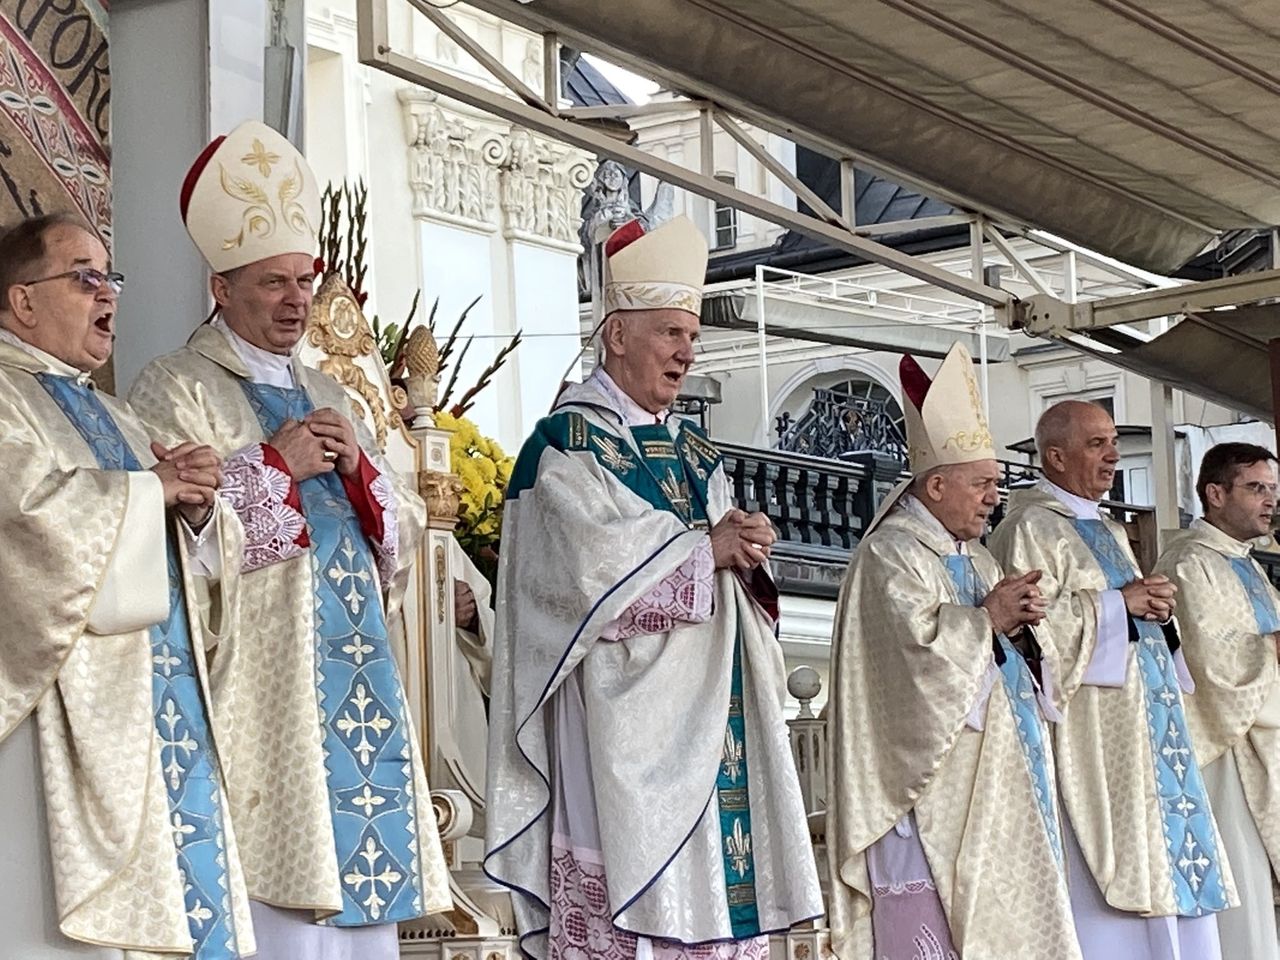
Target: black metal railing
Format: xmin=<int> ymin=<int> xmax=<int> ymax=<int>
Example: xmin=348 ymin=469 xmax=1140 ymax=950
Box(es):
xmin=720 ymin=442 xmax=875 ymax=559
xmin=776 ymin=389 xmax=908 ymax=464
xmin=720 ymin=442 xmax=1161 ymax=571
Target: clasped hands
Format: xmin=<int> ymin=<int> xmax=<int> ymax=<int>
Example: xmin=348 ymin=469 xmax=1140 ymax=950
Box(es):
xmin=982 ymin=570 xmax=1046 ymax=636
xmin=150 ymin=440 xmax=222 ymax=529
xmin=1121 ymin=575 xmax=1176 ymax=623
xmin=710 ymin=508 xmax=776 ymax=572
xmin=269 ymin=407 xmax=360 ymax=481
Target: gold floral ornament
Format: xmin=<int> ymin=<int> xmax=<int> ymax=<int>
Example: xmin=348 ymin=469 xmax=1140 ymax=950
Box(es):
xmin=181 ymin=119 xmax=322 ymax=274
xmin=241 ymin=138 xmax=281 ymax=177
xmin=305 ymin=274 xmax=402 ymax=450
xmin=218 ymin=163 xmax=276 ymax=251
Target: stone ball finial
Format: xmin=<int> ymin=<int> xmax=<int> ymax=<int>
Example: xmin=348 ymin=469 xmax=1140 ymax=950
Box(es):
xmin=787 ymin=665 xmax=822 ymax=704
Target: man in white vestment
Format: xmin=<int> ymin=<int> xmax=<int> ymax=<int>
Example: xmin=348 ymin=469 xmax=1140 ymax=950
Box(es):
xmin=1155 ymin=442 xmax=1280 ymax=959
xmin=127 ymin=121 xmax=451 ymax=960
xmin=485 ymin=216 xmax=823 ymax=959
xmin=826 ymin=343 xmax=1081 ymax=960
xmin=0 ymin=213 xmax=256 ymax=959
xmin=989 ymin=400 xmax=1236 ymax=960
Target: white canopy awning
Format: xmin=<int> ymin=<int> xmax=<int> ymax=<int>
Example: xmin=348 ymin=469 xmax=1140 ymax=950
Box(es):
xmin=469 ymin=0 xmax=1280 ymax=274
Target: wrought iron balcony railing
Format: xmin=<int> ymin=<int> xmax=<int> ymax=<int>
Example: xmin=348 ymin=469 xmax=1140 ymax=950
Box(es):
xmin=719 ymin=441 xmax=1160 ymax=577
xmin=775 ymin=388 xmax=908 ymax=463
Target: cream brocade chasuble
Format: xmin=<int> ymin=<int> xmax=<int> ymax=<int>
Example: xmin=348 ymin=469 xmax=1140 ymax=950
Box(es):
xmin=1155 ymin=521 xmax=1280 ymax=899
xmin=126 ymin=324 xmax=451 ymax=922
xmin=0 ymin=340 xmax=255 ymax=958
xmin=988 ymin=488 xmax=1237 ymax=920
xmin=486 ymin=378 xmax=823 ymax=958
xmin=826 ymin=505 xmax=1079 ymax=960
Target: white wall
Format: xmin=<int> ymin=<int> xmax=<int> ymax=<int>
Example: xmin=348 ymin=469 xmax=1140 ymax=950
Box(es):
xmin=111 ymin=0 xmax=210 ymax=392
xmin=112 ymin=0 xmax=269 ymax=392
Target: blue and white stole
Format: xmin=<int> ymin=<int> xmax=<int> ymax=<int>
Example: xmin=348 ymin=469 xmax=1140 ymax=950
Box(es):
xmin=1226 ymin=555 xmax=1280 ymax=635
xmin=1070 ymin=518 xmax=1231 ymax=915
xmin=238 ymin=380 xmax=426 ymax=927
xmin=941 ymin=553 xmax=1065 ymax=867
xmin=36 ymin=374 xmax=241 ymax=959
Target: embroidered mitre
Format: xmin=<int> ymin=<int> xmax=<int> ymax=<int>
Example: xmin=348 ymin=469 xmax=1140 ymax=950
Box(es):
xmin=180 ymin=120 xmax=321 ymax=273
xmin=603 ymin=215 xmax=708 ymax=317
xmin=900 ymin=341 xmax=994 ymax=473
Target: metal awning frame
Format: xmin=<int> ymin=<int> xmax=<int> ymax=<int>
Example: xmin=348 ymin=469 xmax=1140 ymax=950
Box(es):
xmin=358 ymin=0 xmax=1016 ymax=308
xmin=358 ymin=0 xmax=1280 ymax=355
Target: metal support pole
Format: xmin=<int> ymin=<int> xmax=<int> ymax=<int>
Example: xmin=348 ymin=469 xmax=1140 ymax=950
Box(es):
xmin=1063 ymin=250 xmax=1078 ymax=303
xmin=970 ymin=217 xmax=990 ymax=421
xmin=840 ymin=158 xmax=856 ymax=227
xmin=699 ymin=107 xmax=715 ymax=238
xmin=1270 ymin=234 xmax=1279 ymax=451
xmin=1150 ymin=379 xmax=1179 ymax=544
xmin=756 ymin=265 xmax=770 ymax=447
xmin=1271 ymin=340 xmax=1280 ymax=455
xmin=541 ymin=32 xmax=559 ymax=110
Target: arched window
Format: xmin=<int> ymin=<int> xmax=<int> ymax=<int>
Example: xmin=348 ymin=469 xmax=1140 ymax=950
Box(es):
xmin=775 ymin=374 xmax=907 ymax=464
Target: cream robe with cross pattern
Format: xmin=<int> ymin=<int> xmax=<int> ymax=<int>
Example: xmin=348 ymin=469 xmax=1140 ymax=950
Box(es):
xmin=126 ymin=322 xmax=451 ymax=921
xmin=1156 ymin=518 xmax=1280 ymax=958
xmin=0 ymin=335 xmax=255 ymax=960
xmin=826 ymin=499 xmax=1080 ymax=960
xmin=988 ymin=483 xmax=1237 ymax=956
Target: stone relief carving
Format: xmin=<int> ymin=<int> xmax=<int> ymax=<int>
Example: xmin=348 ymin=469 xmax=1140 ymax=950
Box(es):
xmin=400 ymin=90 xmax=591 ymax=246
xmin=403 ymin=91 xmax=508 ymax=227
xmin=498 ymin=127 xmax=592 ymax=246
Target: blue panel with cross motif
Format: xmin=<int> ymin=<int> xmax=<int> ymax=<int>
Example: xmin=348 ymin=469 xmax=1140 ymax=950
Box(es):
xmin=1070 ymin=518 xmax=1230 ymax=916
xmin=941 ymin=553 xmax=1064 ymax=867
xmin=37 ymin=373 xmax=242 ymax=959
xmin=238 ymin=381 xmax=426 ymax=927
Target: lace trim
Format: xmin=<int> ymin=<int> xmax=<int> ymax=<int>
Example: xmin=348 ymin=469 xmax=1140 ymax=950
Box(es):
xmin=549 ymin=846 xmax=768 ymax=960
xmin=221 ymin=442 xmax=307 ymax=572
xmin=368 ymin=468 xmax=399 ymax=585
xmin=602 ymin=538 xmax=714 ymax=641
xmin=871 ymin=879 xmax=939 ymax=897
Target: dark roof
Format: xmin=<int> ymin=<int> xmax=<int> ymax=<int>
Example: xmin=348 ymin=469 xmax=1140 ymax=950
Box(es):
xmin=1175 ymin=229 xmax=1274 ymax=283
xmin=557 ymin=65 xmax=962 ymax=284
xmin=707 ymin=147 xmax=961 ymax=283
xmin=562 ymin=51 xmax=632 ymax=108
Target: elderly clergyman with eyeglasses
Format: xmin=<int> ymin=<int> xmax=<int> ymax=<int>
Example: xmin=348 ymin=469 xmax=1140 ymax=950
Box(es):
xmin=1155 ymin=442 xmax=1280 ymax=960
xmin=0 ymin=213 xmax=258 ymax=958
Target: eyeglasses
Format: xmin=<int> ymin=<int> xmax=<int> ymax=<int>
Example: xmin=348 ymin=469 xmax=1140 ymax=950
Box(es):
xmin=1230 ymin=481 xmax=1279 ymax=498
xmin=20 ymin=268 xmax=125 ymax=295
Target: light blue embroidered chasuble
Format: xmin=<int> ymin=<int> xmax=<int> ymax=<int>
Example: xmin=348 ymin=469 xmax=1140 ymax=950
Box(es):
xmin=36 ymin=374 xmax=241 ymax=959
xmin=1228 ymin=556 xmax=1280 ymax=634
xmin=510 ymin=411 xmax=762 ymax=936
xmin=1070 ymin=518 xmax=1231 ymax=916
xmin=239 ymin=381 xmax=425 ymax=927
xmin=941 ymin=553 xmax=1064 ymax=866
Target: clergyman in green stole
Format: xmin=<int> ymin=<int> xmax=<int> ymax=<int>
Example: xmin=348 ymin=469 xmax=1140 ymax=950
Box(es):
xmin=485 ymin=215 xmax=822 ymax=960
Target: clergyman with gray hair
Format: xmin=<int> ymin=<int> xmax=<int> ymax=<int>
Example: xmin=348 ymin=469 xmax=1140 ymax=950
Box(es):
xmin=826 ymin=343 xmax=1079 ymax=960
xmin=989 ymin=400 xmax=1237 ymax=960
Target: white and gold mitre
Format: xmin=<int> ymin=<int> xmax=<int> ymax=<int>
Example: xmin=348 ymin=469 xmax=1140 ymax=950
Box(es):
xmin=603 ymin=215 xmax=708 ymax=317
xmin=180 ymin=120 xmax=321 ymax=273
xmin=901 ymin=341 xmax=995 ymax=473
